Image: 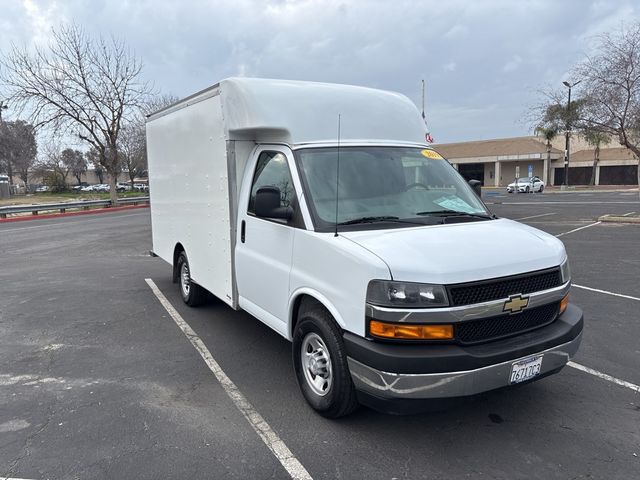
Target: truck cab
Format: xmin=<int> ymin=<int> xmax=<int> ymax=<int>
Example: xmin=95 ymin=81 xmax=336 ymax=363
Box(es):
xmin=146 ymin=78 xmax=583 ymax=417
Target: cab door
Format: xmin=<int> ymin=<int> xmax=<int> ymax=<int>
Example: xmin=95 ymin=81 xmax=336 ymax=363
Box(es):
xmin=235 ymin=146 xmax=305 ymax=334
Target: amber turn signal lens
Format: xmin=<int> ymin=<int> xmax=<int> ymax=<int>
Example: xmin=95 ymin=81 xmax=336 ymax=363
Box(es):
xmin=370 ymin=320 xmax=453 ymax=340
xmin=559 ymin=293 xmax=570 ymax=314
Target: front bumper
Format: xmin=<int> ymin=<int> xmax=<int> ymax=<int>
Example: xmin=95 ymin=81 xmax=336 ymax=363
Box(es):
xmin=345 ymin=303 xmax=583 ymax=401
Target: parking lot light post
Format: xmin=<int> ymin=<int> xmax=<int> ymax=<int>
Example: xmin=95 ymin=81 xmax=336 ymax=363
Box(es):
xmin=562 ymin=80 xmax=581 ymax=188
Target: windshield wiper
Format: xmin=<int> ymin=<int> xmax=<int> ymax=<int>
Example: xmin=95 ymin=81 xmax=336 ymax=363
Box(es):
xmin=337 ymin=216 xmax=424 ymax=226
xmin=415 ymin=209 xmax=495 ymax=220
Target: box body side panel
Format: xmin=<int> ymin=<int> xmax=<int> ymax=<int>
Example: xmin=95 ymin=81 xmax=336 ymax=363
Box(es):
xmin=147 ymin=93 xmax=234 ymax=306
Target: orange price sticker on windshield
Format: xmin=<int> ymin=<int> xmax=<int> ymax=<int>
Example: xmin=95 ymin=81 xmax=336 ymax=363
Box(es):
xmin=421 ymin=149 xmax=443 ymax=160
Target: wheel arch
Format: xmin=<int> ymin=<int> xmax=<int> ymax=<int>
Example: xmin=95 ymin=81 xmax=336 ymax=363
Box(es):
xmin=288 ymin=289 xmax=347 ymax=340
xmin=172 ymin=242 xmax=185 ymax=283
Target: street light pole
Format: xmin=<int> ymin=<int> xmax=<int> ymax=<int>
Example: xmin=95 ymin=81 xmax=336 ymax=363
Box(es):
xmin=562 ymin=80 xmax=581 ymax=188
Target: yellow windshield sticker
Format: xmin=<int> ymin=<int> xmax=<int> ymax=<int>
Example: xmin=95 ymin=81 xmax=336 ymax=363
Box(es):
xmin=421 ymin=149 xmax=443 ymax=160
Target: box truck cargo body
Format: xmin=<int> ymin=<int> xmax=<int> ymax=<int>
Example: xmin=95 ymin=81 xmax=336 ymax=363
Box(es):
xmin=147 ymin=78 xmax=583 ymax=417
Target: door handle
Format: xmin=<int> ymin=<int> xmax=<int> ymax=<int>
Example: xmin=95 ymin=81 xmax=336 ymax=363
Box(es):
xmin=241 ymin=220 xmax=246 ymax=243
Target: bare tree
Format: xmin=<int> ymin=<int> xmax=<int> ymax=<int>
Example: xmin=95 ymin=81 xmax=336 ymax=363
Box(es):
xmin=0 ymin=120 xmax=38 ymax=186
xmin=118 ymin=94 xmax=178 ymax=186
xmin=61 ymin=148 xmax=87 ymax=185
xmin=118 ymin=123 xmax=146 ymax=187
xmin=0 ymin=24 xmax=152 ymax=204
xmin=34 ymin=143 xmax=70 ymax=191
xmin=574 ymin=24 xmax=640 ymax=192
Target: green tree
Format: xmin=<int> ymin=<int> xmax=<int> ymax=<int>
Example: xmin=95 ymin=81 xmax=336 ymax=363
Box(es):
xmin=583 ymin=130 xmax=611 ymax=186
xmin=534 ymin=125 xmax=559 ymax=184
xmin=61 ymin=148 xmax=87 ymax=185
xmin=0 ymin=120 xmax=38 ymax=186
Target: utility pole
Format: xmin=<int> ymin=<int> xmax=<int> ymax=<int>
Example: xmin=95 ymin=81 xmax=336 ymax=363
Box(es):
xmin=562 ymin=80 xmax=581 ymax=188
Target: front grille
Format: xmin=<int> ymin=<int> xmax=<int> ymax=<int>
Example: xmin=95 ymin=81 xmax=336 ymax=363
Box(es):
xmin=448 ymin=268 xmax=562 ymax=306
xmin=455 ymin=302 xmax=560 ymax=345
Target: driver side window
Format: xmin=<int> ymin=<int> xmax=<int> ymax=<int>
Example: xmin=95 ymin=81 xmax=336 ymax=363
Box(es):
xmin=248 ymin=151 xmax=296 ymax=215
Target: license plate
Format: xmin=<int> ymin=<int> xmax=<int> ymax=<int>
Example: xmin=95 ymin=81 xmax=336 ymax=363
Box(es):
xmin=510 ymin=355 xmax=543 ymax=384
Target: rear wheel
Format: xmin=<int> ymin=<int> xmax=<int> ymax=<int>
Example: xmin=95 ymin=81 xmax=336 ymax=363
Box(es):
xmin=539 ymin=185 xmax=544 ymax=192
xmin=293 ymin=305 xmax=359 ymax=418
xmin=176 ymin=252 xmax=207 ymax=307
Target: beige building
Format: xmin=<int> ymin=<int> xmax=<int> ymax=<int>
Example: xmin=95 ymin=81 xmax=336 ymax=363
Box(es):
xmin=434 ymin=135 xmax=639 ymax=187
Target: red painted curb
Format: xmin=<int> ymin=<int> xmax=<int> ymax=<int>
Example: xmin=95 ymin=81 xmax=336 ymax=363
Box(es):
xmin=0 ymin=203 xmax=149 ymax=223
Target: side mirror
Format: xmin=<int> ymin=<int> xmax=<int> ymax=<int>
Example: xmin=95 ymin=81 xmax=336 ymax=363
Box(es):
xmin=255 ymin=186 xmax=293 ymax=220
xmin=468 ymin=179 xmax=482 ymax=198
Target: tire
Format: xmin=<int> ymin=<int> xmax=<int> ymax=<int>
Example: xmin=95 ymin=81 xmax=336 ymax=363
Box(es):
xmin=539 ymin=185 xmax=544 ymax=193
xmin=292 ymin=305 xmax=359 ymax=418
xmin=525 ymin=186 xmax=530 ymax=193
xmin=176 ymin=252 xmax=208 ymax=307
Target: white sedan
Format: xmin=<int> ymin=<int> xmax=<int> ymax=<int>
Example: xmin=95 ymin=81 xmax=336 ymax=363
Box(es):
xmin=506 ymin=176 xmax=545 ymax=193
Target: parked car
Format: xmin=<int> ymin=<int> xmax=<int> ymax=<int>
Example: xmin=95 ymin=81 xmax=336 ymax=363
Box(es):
xmin=507 ymin=176 xmax=545 ymax=193
xmin=94 ymin=184 xmax=110 ymax=192
xmin=133 ymin=183 xmax=149 ymax=192
xmin=116 ymin=182 xmax=133 ymax=192
xmin=35 ymin=185 xmax=50 ymax=192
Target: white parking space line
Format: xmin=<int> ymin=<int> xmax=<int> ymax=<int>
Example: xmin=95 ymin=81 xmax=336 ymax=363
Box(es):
xmin=145 ymin=279 xmax=313 ymax=480
xmin=555 ymin=221 xmax=601 ymax=237
xmin=622 ymin=211 xmax=636 ymax=216
xmin=514 ymin=212 xmax=557 ymax=221
xmin=568 ymin=362 xmax=640 ymax=393
xmin=573 ymin=284 xmax=640 ymax=301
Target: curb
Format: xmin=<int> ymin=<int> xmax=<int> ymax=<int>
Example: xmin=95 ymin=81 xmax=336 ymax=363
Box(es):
xmin=598 ymin=215 xmax=640 ymax=224
xmin=0 ymin=204 xmax=149 ymax=223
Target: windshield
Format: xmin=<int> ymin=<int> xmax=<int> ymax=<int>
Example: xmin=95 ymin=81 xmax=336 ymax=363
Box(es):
xmin=294 ymin=146 xmax=491 ymax=231
xmin=518 ymin=177 xmax=531 ymax=182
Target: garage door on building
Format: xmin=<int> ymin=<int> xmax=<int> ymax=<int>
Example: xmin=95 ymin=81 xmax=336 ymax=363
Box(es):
xmin=554 ymin=167 xmax=592 ymax=186
xmin=457 ymin=163 xmax=485 ymax=185
xmin=599 ymin=165 xmax=638 ymax=185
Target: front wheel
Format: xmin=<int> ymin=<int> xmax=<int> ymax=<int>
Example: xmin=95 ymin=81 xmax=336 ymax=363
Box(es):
xmin=176 ymin=252 xmax=208 ymax=307
xmin=293 ymin=306 xmax=359 ymax=418
xmin=539 ymin=185 xmax=544 ymax=193
xmin=525 ymin=186 xmax=530 ymax=193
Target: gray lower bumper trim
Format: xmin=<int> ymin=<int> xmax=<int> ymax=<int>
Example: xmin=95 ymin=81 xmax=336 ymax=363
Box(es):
xmin=348 ymin=332 xmax=582 ymax=399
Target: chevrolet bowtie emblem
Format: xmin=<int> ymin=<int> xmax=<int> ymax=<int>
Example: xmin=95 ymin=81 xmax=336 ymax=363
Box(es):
xmin=503 ymin=294 xmax=529 ymax=314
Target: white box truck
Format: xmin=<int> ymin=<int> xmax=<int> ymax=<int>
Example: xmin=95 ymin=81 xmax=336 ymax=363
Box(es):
xmin=146 ymin=78 xmax=583 ymax=417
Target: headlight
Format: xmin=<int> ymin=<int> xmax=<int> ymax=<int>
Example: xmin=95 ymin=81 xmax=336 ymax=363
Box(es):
xmin=560 ymin=258 xmax=571 ymax=283
xmin=367 ymin=280 xmax=449 ymax=308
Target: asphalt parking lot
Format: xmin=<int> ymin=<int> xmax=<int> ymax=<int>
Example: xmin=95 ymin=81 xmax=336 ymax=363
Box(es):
xmin=1 ymin=190 xmax=639 ymax=480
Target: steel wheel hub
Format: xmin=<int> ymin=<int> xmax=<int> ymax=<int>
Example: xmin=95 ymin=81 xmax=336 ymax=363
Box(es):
xmin=301 ymin=332 xmax=332 ymax=396
xmin=180 ymin=262 xmax=191 ymax=297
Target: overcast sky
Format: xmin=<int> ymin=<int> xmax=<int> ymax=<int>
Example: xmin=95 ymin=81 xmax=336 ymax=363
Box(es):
xmin=1 ymin=0 xmax=639 ymax=143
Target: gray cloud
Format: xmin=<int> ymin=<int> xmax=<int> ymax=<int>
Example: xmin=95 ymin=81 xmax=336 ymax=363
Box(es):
xmin=1 ymin=0 xmax=639 ymax=142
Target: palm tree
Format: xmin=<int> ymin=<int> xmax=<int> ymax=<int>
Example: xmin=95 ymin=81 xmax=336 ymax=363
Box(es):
xmin=535 ymin=126 xmax=559 ymax=185
xmin=584 ymin=130 xmax=611 ymax=186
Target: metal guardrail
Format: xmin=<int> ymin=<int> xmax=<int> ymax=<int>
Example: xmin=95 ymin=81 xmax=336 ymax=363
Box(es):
xmin=0 ymin=196 xmax=150 ymax=219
